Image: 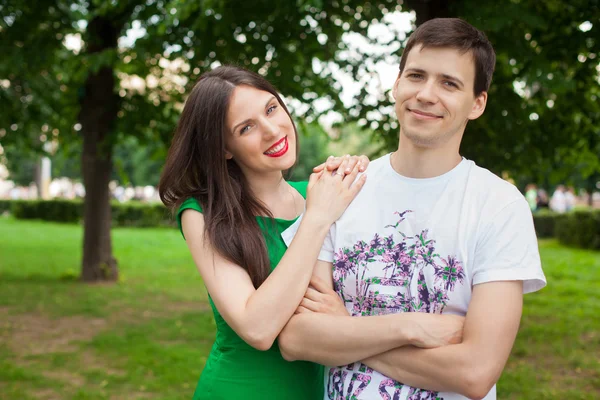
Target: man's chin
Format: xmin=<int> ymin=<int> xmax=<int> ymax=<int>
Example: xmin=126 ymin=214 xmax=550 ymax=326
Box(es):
xmin=401 ymin=130 xmax=442 ymax=148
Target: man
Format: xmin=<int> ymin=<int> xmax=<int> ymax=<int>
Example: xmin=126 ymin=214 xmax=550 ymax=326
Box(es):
xmin=279 ymin=18 xmax=546 ymax=400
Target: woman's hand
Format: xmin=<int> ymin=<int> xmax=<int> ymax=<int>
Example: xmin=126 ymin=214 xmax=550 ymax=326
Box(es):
xmin=313 ymin=154 xmax=370 ymax=175
xmin=305 ymin=157 xmax=367 ymax=226
xmin=295 ymin=275 xmax=349 ymax=316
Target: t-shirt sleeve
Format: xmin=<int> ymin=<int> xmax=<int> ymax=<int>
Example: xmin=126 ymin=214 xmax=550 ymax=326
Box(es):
xmin=318 ymin=224 xmax=336 ymax=263
xmin=472 ymin=197 xmax=546 ymax=294
xmin=176 ymin=198 xmax=203 ymax=240
xmin=280 ymin=214 xmax=336 ymax=263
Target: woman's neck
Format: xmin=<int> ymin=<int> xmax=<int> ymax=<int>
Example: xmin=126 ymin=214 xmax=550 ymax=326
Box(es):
xmin=245 ymin=171 xmax=286 ymax=202
xmin=246 ymin=171 xmax=301 ymax=219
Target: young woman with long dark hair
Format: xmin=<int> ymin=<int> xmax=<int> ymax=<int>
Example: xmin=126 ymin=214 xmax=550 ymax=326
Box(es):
xmin=159 ymin=65 xmax=367 ymax=399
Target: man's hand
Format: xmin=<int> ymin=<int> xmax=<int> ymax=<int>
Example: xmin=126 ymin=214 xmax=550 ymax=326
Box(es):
xmin=296 ymin=275 xmax=349 ymax=316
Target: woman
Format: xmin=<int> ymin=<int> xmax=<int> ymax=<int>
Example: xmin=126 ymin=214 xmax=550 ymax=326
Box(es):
xmin=158 ymin=65 xmax=367 ymax=399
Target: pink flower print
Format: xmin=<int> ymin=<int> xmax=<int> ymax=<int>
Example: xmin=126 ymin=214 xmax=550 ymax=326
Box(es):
xmin=378 ymin=378 xmax=403 ymax=400
xmin=352 ymin=301 xmax=363 ymax=316
xmin=399 ymin=252 xmax=411 ymax=266
xmin=407 ymin=387 xmax=442 ymax=400
xmin=326 ymin=369 xmax=348 ymax=399
xmin=428 ymin=287 xmax=450 ymax=313
xmin=333 ymin=251 xmax=355 ymax=280
xmin=383 ymin=234 xmax=395 ymax=249
xmin=347 ymin=372 xmax=372 ymax=398
xmin=353 ymin=240 xmax=368 ymax=253
xmin=434 ymin=255 xmax=465 ymax=291
xmin=370 ymin=233 xmax=383 ymax=250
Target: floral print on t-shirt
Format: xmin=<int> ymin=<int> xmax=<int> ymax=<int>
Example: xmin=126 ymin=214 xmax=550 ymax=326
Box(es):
xmin=327 ymin=211 xmax=465 ymax=399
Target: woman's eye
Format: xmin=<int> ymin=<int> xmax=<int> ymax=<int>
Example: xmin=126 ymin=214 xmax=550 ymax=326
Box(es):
xmin=240 ymin=125 xmax=251 ymax=134
xmin=267 ymin=105 xmax=278 ymax=115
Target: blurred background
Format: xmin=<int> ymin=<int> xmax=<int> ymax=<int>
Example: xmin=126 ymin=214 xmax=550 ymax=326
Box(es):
xmin=1 ymin=1 xmax=599 ymax=399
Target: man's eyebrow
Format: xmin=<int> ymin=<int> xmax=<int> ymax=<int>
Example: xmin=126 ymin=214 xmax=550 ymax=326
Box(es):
xmin=231 ymin=96 xmax=277 ymax=133
xmin=404 ymin=67 xmax=426 ymax=74
xmin=441 ymin=74 xmax=464 ymax=87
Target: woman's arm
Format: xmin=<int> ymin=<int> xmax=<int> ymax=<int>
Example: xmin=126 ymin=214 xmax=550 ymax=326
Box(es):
xmin=182 ymin=167 xmax=366 ymax=351
xmin=278 ymin=261 xmax=464 ymax=365
xmin=362 ymin=281 xmax=523 ymax=399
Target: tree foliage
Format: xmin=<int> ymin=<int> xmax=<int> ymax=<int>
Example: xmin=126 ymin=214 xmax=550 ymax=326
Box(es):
xmin=1 ymin=0 xmax=599 ymax=279
xmin=0 ymin=0 xmax=401 ymax=280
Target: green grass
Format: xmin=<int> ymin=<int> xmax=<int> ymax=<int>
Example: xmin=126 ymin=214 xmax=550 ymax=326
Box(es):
xmin=499 ymin=239 xmax=600 ymax=399
xmin=0 ymin=217 xmax=212 ymax=399
xmin=1 ymin=217 xmax=599 ymax=399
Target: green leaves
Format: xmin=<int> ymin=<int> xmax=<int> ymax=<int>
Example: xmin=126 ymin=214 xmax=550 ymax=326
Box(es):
xmin=2 ymin=0 xmax=599 ymax=188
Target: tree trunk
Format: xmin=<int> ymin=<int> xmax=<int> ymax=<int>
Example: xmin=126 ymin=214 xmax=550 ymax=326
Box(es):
xmin=81 ymin=127 xmax=117 ymax=282
xmin=79 ymin=17 xmax=120 ymax=282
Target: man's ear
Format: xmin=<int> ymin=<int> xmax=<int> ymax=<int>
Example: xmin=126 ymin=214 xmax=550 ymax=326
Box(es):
xmin=468 ymin=91 xmax=488 ymax=120
xmin=392 ymin=72 xmax=402 ymax=100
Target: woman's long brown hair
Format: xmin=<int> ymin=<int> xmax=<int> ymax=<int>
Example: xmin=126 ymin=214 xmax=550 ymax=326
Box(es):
xmin=158 ymin=65 xmax=299 ymax=288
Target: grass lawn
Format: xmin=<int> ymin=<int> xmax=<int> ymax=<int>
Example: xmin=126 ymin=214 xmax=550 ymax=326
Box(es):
xmin=1 ymin=217 xmax=599 ymax=399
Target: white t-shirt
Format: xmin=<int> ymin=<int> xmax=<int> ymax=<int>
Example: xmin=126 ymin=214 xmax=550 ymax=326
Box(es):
xmin=283 ymin=154 xmax=546 ymax=400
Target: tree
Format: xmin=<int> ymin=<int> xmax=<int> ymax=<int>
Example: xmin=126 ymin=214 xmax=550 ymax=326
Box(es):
xmin=288 ymin=122 xmax=331 ymax=182
xmin=344 ymin=0 xmax=600 ymax=191
xmin=2 ymin=0 xmax=598 ymax=283
xmin=0 ymin=0 xmax=400 ymax=281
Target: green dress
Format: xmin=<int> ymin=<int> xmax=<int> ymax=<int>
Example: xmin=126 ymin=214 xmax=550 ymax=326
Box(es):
xmin=177 ymin=181 xmax=324 ymax=400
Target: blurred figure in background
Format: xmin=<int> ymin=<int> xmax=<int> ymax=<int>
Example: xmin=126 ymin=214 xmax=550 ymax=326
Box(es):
xmin=536 ymin=189 xmax=550 ymax=210
xmin=565 ymin=187 xmax=577 ymax=211
xmin=525 ymin=183 xmax=538 ymax=212
xmin=550 ymin=185 xmax=567 ymax=213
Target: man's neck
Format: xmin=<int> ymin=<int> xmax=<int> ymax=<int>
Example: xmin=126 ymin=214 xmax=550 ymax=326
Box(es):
xmin=391 ymin=136 xmax=462 ymax=179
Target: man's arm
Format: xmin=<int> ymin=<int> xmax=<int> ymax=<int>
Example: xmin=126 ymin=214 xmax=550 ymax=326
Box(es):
xmin=362 ymin=197 xmax=545 ymax=399
xmin=363 ymin=281 xmax=523 ymax=400
xmin=279 ymin=260 xmax=464 ymax=367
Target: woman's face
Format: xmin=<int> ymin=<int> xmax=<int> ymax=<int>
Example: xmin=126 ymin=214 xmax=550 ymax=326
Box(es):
xmin=224 ymin=85 xmax=297 ymax=177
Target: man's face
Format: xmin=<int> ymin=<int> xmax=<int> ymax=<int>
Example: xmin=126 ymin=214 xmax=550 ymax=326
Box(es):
xmin=393 ymin=45 xmax=487 ymax=149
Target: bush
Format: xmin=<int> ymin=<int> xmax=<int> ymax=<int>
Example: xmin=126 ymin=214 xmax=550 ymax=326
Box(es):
xmin=555 ymin=209 xmax=600 ymax=250
xmin=112 ymin=202 xmax=174 ymax=228
xmin=12 ymin=199 xmax=82 ymax=223
xmin=0 ymin=200 xmax=11 ymax=214
xmin=3 ymin=199 xmax=175 ymax=228
xmin=532 ymin=210 xmax=559 ymax=238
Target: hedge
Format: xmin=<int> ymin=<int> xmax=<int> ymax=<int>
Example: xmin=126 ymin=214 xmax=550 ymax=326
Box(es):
xmin=1 ymin=199 xmax=176 ymax=228
xmin=532 ymin=210 xmax=558 ymax=238
xmin=554 ymin=209 xmax=600 ymax=250
xmin=0 ymin=200 xmax=11 ymax=214
xmin=2 ymin=199 xmax=599 ymax=250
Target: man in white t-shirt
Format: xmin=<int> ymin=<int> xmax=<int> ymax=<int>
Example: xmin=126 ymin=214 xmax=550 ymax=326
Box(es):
xmin=279 ymin=18 xmax=546 ymax=400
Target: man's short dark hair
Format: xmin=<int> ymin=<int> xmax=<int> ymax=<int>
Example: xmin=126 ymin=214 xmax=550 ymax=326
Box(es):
xmin=399 ymin=18 xmax=496 ymax=96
